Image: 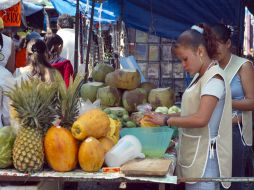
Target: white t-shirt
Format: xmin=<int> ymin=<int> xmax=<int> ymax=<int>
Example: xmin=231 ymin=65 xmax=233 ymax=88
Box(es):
xmin=57 ymin=28 xmax=78 ymax=67
xmin=0 ymin=33 xmax=12 ymax=67
xmin=0 ymin=65 xmax=15 ymax=127
xmin=201 ymin=78 xmax=225 ymax=138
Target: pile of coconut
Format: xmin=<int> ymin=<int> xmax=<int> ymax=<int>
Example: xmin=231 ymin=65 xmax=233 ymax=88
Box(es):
xmin=80 ymin=63 xmax=175 ymax=113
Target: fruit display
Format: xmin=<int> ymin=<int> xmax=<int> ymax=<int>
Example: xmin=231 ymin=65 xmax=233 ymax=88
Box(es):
xmin=7 ymin=79 xmax=57 ymax=173
xmin=139 ymin=82 xmax=156 ymax=93
xmin=105 ymin=69 xmax=141 ymax=90
xmin=107 ymin=117 xmax=121 ymax=144
xmin=148 ymin=88 xmax=175 ymax=109
xmin=155 ymin=107 xmax=169 ymax=114
xmin=103 ymin=107 xmax=136 ymax=128
xmin=92 ymin=63 xmax=114 ymax=82
xmin=97 ymin=86 xmax=122 ymax=107
xmin=44 ymin=126 xmax=78 ymax=172
xmin=98 ymin=137 xmax=115 ymax=154
xmin=55 ymin=74 xmax=83 ymax=129
xmin=0 ymin=62 xmax=180 ymax=175
xmin=167 ymin=105 xmax=181 ymax=114
xmin=122 ymin=88 xmax=148 ymax=112
xmin=80 ymin=82 xmax=104 ymax=102
xmin=140 ymin=115 xmax=159 ymax=127
xmin=0 ymin=126 xmax=16 ymax=168
xmin=78 ymin=137 xmax=105 ymax=172
xmin=154 ymin=105 xmax=181 ymax=115
xmin=71 ymin=108 xmax=110 ymax=140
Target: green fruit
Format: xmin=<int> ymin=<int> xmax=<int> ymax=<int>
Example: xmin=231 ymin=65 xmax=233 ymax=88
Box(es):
xmin=0 ymin=126 xmax=16 ymax=168
xmin=116 ymin=111 xmax=123 ymax=117
xmin=109 ymin=114 xmax=118 ymax=120
xmin=126 ymin=121 xmax=136 ymax=128
xmin=103 ymin=108 xmax=111 ymax=114
xmin=122 ymin=114 xmax=129 ymax=122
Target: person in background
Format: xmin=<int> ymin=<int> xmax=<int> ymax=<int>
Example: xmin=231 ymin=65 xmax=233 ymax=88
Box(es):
xmin=0 ymin=65 xmax=15 ymax=128
xmin=44 ymin=33 xmax=73 ymax=87
xmin=212 ymin=24 xmax=254 ymax=190
xmin=145 ymin=24 xmax=232 ymax=190
xmin=17 ymin=39 xmax=57 ymax=83
xmin=0 ymin=17 xmax=16 ymax=74
xmin=15 ymin=31 xmax=42 ymax=69
xmin=56 ymin=14 xmax=77 ymax=69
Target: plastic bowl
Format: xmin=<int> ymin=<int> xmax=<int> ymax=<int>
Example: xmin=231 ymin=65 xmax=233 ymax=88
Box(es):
xmin=120 ymin=127 xmax=174 ymax=158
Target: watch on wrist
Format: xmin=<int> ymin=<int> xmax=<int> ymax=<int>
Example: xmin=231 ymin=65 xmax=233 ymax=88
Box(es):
xmin=163 ymin=115 xmax=170 ymax=126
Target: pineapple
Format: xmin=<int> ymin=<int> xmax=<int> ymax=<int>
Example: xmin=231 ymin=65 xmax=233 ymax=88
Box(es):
xmin=6 ymin=79 xmax=57 ymax=173
xmin=55 ymin=74 xmax=83 ymax=129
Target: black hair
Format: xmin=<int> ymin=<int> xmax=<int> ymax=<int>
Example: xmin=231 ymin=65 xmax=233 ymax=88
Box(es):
xmin=45 ymin=33 xmax=63 ymax=50
xmin=44 ymin=33 xmax=63 ymax=59
xmin=26 ymin=39 xmax=52 ymax=81
xmin=57 ymin=14 xmax=74 ymax=29
xmin=211 ymin=23 xmax=232 ymax=43
xmin=172 ymin=24 xmax=218 ymax=59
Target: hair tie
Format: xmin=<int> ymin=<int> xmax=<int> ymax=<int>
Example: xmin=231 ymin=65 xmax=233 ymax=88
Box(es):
xmin=191 ymin=25 xmax=204 ymax=34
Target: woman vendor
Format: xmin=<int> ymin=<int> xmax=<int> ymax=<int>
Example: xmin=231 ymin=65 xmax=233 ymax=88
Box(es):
xmin=145 ymin=24 xmax=232 ymax=190
xmin=212 ymin=24 xmax=254 ymax=190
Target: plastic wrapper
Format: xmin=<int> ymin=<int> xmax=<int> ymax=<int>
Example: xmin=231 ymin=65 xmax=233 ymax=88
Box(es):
xmin=137 ymin=103 xmax=152 ymax=114
xmin=79 ymin=99 xmax=101 ymax=115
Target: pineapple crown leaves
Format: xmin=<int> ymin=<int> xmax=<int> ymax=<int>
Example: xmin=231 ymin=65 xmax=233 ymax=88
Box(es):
xmin=55 ymin=73 xmax=84 ymax=128
xmin=6 ymin=79 xmax=58 ymax=132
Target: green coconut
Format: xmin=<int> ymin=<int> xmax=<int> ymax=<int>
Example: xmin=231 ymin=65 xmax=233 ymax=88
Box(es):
xmin=122 ymin=88 xmax=148 ymax=112
xmin=139 ymin=82 xmax=156 ymax=93
xmin=148 ymin=88 xmax=175 ymax=109
xmin=97 ymin=86 xmax=122 ymax=107
xmin=80 ymin=82 xmax=104 ymax=102
xmin=105 ymin=69 xmax=141 ymax=90
xmin=92 ymin=63 xmax=114 ymax=82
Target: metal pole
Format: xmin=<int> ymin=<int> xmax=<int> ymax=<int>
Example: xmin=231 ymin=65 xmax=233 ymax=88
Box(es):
xmin=74 ymin=0 xmax=80 ymax=77
xmin=84 ymin=0 xmax=96 ymax=82
xmin=80 ymin=13 xmax=84 ymax=65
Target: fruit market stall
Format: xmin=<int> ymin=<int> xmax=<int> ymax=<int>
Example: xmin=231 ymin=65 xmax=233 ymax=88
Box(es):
xmin=0 ymin=160 xmax=176 ymax=184
xmin=0 ymin=59 xmax=181 ymax=189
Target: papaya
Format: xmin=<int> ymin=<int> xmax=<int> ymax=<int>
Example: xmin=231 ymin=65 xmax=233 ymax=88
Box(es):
xmin=140 ymin=115 xmax=159 ymax=127
xmin=98 ymin=137 xmax=114 ymax=154
xmin=107 ymin=118 xmax=121 ymax=144
xmin=44 ymin=126 xmax=78 ymax=172
xmin=78 ymin=137 xmax=105 ymax=172
xmin=71 ymin=108 xmax=110 ymax=141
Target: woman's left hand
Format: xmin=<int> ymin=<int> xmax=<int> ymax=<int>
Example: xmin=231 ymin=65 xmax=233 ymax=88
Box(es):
xmin=144 ymin=112 xmax=168 ymax=126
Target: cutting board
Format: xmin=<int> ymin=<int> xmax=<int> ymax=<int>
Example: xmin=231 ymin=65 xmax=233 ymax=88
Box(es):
xmin=121 ymin=158 xmax=172 ymax=176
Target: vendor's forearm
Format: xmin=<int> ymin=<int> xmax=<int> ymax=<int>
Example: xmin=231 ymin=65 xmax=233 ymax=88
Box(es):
xmin=167 ymin=114 xmax=208 ymax=128
xmin=232 ymin=99 xmax=254 ymax=111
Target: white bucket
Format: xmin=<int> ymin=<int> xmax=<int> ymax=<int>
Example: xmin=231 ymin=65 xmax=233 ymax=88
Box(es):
xmin=105 ymin=135 xmax=145 ymax=167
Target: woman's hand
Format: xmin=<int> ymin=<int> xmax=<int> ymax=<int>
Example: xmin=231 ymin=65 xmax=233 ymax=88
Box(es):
xmin=144 ymin=112 xmax=169 ymax=126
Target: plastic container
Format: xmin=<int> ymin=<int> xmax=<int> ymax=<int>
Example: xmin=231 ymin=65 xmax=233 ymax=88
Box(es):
xmin=105 ymin=135 xmax=145 ymax=167
xmin=120 ymin=127 xmax=174 ymax=158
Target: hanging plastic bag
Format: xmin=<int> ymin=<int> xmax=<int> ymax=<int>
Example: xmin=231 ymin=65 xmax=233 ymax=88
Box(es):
xmin=79 ymin=99 xmax=101 ymax=115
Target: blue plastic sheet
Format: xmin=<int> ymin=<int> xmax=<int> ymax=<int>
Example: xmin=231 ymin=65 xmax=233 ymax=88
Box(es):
xmin=50 ymin=0 xmax=120 ymax=23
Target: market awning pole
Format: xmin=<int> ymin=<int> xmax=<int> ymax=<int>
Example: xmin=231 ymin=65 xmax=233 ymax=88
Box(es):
xmin=74 ymin=0 xmax=80 ymax=77
xmin=84 ymin=0 xmax=95 ymax=82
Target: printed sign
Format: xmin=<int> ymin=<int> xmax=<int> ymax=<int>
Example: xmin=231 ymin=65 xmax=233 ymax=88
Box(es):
xmin=0 ymin=2 xmax=21 ymax=27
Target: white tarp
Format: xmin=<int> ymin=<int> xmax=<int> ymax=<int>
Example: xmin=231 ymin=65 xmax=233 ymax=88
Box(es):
xmin=0 ymin=0 xmax=20 ymax=11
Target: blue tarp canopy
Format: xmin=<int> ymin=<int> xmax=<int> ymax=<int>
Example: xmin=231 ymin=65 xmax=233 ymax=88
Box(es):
xmin=122 ymin=0 xmax=245 ymax=39
xmin=50 ymin=0 xmax=245 ymax=46
xmin=23 ymin=1 xmax=43 ymax=16
xmin=50 ymin=0 xmax=120 ymax=23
